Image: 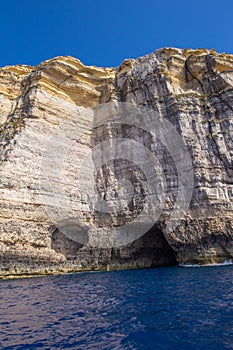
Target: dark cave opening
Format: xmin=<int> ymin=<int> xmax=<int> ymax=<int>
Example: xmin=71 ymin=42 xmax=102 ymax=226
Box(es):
xmin=51 ymin=223 xmax=178 ymax=269
xmin=111 ymin=224 xmax=178 ymax=268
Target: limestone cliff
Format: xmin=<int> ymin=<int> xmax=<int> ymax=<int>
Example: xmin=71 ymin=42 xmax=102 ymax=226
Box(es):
xmin=0 ymin=48 xmax=233 ymax=277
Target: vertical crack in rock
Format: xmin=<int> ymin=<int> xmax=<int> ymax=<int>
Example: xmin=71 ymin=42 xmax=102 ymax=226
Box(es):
xmin=0 ymin=48 xmax=233 ymax=277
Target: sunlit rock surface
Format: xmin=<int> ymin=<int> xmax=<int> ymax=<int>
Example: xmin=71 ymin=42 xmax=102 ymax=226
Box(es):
xmin=0 ymin=48 xmax=233 ymax=277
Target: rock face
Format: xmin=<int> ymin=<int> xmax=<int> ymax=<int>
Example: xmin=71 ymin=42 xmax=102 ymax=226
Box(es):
xmin=0 ymin=48 xmax=233 ymax=277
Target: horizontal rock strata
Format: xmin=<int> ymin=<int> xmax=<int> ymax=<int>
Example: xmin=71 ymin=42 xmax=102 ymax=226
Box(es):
xmin=0 ymin=48 xmax=233 ymax=277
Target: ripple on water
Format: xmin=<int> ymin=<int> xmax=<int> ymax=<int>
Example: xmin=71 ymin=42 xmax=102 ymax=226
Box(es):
xmin=0 ymin=265 xmax=232 ymax=349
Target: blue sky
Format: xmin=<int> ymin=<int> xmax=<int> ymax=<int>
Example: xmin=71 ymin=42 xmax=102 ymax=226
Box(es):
xmin=1 ymin=0 xmax=232 ymax=68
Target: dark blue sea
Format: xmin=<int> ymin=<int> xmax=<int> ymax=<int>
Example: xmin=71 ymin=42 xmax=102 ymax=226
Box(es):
xmin=0 ymin=265 xmax=232 ymax=350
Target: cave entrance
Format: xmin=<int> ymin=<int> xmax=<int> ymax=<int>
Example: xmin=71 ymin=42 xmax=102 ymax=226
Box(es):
xmin=51 ymin=224 xmax=178 ymax=270
xmin=111 ymin=224 xmax=178 ymax=268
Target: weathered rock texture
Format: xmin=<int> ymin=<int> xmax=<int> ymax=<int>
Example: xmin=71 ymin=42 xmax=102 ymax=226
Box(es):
xmin=0 ymin=48 xmax=233 ymax=277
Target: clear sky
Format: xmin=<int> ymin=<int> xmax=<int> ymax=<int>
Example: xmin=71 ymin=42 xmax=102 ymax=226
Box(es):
xmin=1 ymin=0 xmax=232 ymax=68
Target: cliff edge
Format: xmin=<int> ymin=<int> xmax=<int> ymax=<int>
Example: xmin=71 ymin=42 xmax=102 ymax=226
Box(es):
xmin=0 ymin=48 xmax=233 ymax=277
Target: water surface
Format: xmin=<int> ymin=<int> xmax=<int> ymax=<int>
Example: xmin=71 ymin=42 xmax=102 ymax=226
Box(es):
xmin=0 ymin=266 xmax=232 ymax=349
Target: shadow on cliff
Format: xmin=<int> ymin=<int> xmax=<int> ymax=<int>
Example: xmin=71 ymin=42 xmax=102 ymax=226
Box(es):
xmin=110 ymin=224 xmax=178 ymax=268
xmin=51 ymin=229 xmax=84 ymax=260
xmin=51 ymin=224 xmax=178 ymax=268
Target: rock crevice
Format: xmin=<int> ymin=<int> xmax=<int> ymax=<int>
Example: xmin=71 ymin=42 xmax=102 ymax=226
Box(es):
xmin=0 ymin=48 xmax=233 ymax=277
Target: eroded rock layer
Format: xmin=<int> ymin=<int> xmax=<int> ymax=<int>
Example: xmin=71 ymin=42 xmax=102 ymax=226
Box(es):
xmin=0 ymin=48 xmax=233 ymax=277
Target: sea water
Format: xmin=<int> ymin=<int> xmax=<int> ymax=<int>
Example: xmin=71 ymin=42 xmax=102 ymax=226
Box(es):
xmin=0 ymin=265 xmax=232 ymax=349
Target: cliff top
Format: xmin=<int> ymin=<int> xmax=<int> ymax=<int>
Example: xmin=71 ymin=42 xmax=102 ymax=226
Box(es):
xmin=1 ymin=47 xmax=233 ymax=73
